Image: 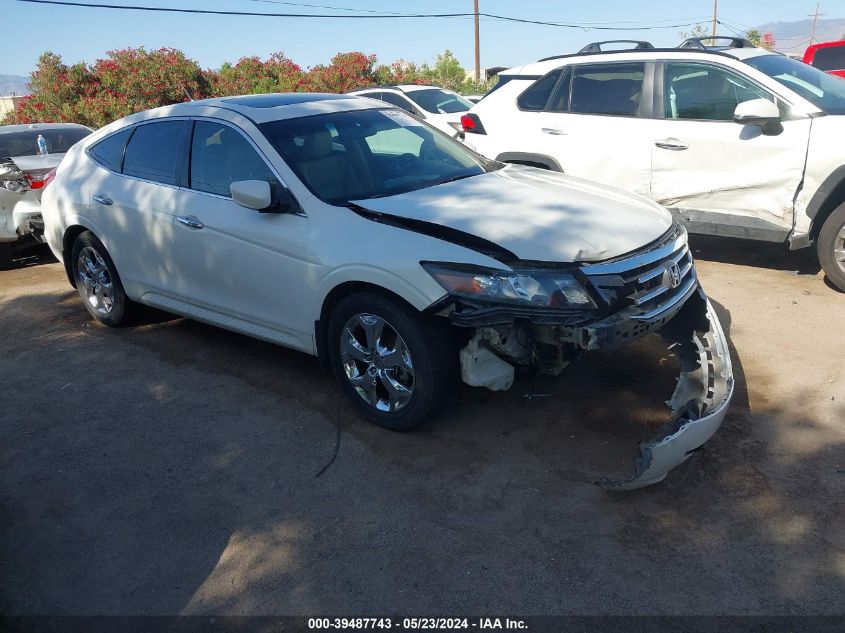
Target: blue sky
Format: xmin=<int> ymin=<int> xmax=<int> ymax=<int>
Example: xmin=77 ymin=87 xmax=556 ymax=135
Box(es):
xmin=2 ymin=0 xmax=837 ymax=76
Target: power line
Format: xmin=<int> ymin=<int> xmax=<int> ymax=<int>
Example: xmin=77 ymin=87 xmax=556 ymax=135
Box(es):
xmin=12 ymin=0 xmax=708 ymax=30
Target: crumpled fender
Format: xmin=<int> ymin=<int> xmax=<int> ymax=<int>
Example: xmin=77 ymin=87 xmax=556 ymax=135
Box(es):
xmin=599 ymin=289 xmax=734 ymax=490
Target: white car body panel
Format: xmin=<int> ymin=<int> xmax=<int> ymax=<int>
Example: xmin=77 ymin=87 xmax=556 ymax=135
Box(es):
xmin=467 ymin=49 xmax=839 ymax=246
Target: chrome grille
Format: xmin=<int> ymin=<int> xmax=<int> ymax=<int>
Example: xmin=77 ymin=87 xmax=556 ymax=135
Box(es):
xmin=580 ymin=224 xmax=697 ymax=322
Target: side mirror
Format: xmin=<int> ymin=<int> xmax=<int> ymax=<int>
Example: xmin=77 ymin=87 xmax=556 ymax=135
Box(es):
xmin=231 ymin=180 xmax=272 ymax=210
xmin=734 ymin=99 xmax=782 ymax=135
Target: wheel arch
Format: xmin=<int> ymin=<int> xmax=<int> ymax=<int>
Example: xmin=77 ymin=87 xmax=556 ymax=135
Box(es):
xmin=495 ymin=152 xmax=563 ymax=172
xmin=807 ymin=167 xmax=845 ymax=242
xmin=62 ymin=224 xmax=93 ymax=287
xmin=315 ymin=281 xmax=441 ymax=374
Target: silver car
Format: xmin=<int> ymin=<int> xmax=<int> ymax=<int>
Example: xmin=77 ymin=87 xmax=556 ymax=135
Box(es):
xmin=0 ymin=123 xmax=92 ymax=268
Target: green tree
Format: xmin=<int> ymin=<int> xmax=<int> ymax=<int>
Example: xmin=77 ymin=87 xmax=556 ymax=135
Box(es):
xmin=420 ymin=50 xmax=467 ymax=92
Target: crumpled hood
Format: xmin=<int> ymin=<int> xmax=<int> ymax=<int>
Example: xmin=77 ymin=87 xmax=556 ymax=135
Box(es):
xmin=352 ymin=165 xmax=672 ymax=262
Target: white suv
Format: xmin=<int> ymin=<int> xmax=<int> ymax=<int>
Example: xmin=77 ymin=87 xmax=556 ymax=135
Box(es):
xmin=463 ymin=38 xmax=845 ymax=290
xmin=347 ymin=85 xmax=472 ymax=137
xmin=40 ymin=92 xmax=733 ymax=489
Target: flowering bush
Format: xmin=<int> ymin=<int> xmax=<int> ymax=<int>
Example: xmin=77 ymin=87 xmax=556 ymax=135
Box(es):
xmin=2 ymin=47 xmax=494 ymax=127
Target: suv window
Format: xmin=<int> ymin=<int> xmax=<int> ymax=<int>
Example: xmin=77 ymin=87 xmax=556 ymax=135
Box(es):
xmin=570 ymin=62 xmax=645 ymax=116
xmin=812 ymin=46 xmax=845 ymax=71
xmin=517 ymin=69 xmax=562 ymax=111
xmin=88 ymin=128 xmax=132 ymax=172
xmin=546 ymin=69 xmax=573 ymax=113
xmin=379 ymin=92 xmax=417 ymax=114
xmin=122 ymin=121 xmax=185 ymax=185
xmin=664 ymin=62 xmax=772 ymax=121
xmin=190 ymin=121 xmax=277 ymax=197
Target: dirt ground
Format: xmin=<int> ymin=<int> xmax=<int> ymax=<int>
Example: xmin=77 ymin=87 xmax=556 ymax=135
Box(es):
xmin=1 ymin=237 xmax=844 ymax=616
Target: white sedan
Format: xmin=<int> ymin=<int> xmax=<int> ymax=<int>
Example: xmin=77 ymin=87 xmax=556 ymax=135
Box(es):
xmin=40 ymin=93 xmax=733 ymax=489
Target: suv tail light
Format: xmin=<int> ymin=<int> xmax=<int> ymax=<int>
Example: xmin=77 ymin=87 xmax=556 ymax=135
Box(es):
xmin=461 ymin=113 xmax=486 ymax=135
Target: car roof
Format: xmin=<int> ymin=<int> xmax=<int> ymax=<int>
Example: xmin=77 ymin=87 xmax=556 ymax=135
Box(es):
xmin=498 ymin=47 xmax=779 ymax=78
xmin=0 ymin=122 xmax=92 ymax=135
xmin=349 ymin=84 xmax=450 ymax=94
xmin=122 ymin=92 xmax=385 ymax=126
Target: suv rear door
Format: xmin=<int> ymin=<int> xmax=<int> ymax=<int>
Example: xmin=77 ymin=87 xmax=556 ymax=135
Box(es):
xmin=531 ymin=61 xmax=657 ymax=198
xmin=650 ymin=60 xmax=811 ymax=241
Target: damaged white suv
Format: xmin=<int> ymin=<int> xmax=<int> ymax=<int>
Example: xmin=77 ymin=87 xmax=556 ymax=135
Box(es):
xmin=40 ymin=93 xmax=733 ymax=489
xmin=463 ymin=38 xmax=845 ymax=290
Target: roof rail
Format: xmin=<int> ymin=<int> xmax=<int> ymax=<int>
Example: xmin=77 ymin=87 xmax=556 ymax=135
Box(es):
xmin=578 ymin=40 xmax=655 ymax=54
xmin=678 ymin=36 xmax=753 ymax=51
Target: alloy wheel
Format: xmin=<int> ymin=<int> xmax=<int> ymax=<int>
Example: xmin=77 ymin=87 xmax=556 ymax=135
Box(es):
xmin=834 ymin=223 xmax=845 ymax=275
xmin=340 ymin=313 xmax=415 ymax=412
xmin=77 ymin=246 xmax=115 ymax=316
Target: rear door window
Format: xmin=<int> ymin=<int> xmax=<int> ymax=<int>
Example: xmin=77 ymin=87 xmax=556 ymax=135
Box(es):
xmin=89 ymin=128 xmax=132 ymax=172
xmin=570 ymin=62 xmax=645 ymax=116
xmin=122 ymin=121 xmax=186 ymax=185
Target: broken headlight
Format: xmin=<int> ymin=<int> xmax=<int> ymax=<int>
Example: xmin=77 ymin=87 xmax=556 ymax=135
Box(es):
xmin=422 ymin=262 xmax=596 ymax=308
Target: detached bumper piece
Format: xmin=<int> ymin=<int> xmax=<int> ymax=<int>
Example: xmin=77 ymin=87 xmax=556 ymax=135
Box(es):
xmin=598 ymin=288 xmax=734 ymax=490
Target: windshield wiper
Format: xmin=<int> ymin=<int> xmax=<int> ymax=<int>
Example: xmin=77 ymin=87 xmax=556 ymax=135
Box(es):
xmin=434 ymin=172 xmax=480 ymax=187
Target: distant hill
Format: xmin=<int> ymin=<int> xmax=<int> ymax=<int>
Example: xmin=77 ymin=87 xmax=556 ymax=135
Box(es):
xmin=0 ymin=74 xmax=29 ymax=97
xmin=755 ymin=18 xmax=845 ymax=54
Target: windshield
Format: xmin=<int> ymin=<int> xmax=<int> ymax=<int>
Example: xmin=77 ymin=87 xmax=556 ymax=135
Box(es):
xmin=745 ymin=54 xmax=845 ymax=115
xmin=259 ymin=108 xmax=497 ymax=206
xmin=0 ymin=127 xmax=91 ymax=158
xmin=405 ymin=89 xmax=473 ymax=114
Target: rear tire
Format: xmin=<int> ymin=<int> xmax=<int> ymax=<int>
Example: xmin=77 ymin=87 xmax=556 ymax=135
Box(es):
xmin=817 ymin=202 xmax=845 ymax=292
xmin=328 ymin=291 xmax=456 ymax=431
xmin=0 ymin=242 xmax=12 ymax=269
xmin=71 ymin=231 xmax=139 ymax=326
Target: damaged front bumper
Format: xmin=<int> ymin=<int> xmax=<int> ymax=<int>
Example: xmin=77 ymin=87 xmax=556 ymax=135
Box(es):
xmin=598 ymin=288 xmax=734 ymax=490
xmin=442 ymin=223 xmax=734 ymax=488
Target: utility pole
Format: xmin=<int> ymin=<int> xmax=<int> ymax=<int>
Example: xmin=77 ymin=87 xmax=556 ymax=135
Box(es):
xmin=809 ymin=3 xmax=823 ymax=45
xmin=711 ymin=0 xmax=718 ymax=37
xmin=474 ymin=0 xmax=481 ymax=83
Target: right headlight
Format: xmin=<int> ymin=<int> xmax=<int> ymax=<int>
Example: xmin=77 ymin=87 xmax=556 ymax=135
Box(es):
xmin=422 ymin=262 xmax=596 ymax=309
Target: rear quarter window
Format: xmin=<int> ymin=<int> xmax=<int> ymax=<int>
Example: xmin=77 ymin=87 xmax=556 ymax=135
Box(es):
xmin=88 ymin=128 xmax=132 ymax=172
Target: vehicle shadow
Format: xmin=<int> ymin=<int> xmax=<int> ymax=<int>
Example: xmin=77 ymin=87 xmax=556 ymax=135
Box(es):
xmin=3 ymin=243 xmax=57 ymax=271
xmin=3 ymin=285 xmax=844 ymax=615
xmin=688 ymin=234 xmax=820 ymax=276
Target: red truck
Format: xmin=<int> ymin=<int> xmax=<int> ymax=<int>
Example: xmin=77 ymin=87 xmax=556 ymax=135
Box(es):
xmin=803 ymin=40 xmax=845 ymax=78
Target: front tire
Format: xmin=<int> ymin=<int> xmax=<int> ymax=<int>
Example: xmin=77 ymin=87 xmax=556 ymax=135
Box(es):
xmin=817 ymin=202 xmax=845 ymax=292
xmin=328 ymin=291 xmax=456 ymax=431
xmin=71 ymin=231 xmax=138 ymax=326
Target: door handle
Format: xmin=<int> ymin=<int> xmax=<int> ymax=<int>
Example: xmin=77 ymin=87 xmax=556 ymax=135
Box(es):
xmin=92 ymin=194 xmax=113 ymax=206
xmin=176 ymin=215 xmax=204 ymax=230
xmin=654 ymin=138 xmax=689 ymax=151
xmin=541 ymin=127 xmax=567 ymax=135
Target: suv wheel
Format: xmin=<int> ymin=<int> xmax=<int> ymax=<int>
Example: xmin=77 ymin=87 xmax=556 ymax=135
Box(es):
xmin=817 ymin=202 xmax=845 ymax=292
xmin=71 ymin=231 xmax=138 ymax=326
xmin=0 ymin=242 xmax=12 ymax=270
xmin=328 ymin=291 xmax=456 ymax=431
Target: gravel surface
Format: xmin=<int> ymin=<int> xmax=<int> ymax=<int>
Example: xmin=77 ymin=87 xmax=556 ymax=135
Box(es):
xmin=1 ymin=239 xmax=843 ymax=615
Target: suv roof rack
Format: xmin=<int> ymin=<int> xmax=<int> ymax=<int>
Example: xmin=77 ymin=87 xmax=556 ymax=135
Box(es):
xmin=678 ymin=36 xmax=753 ymax=51
xmin=578 ymin=40 xmax=655 ymax=54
